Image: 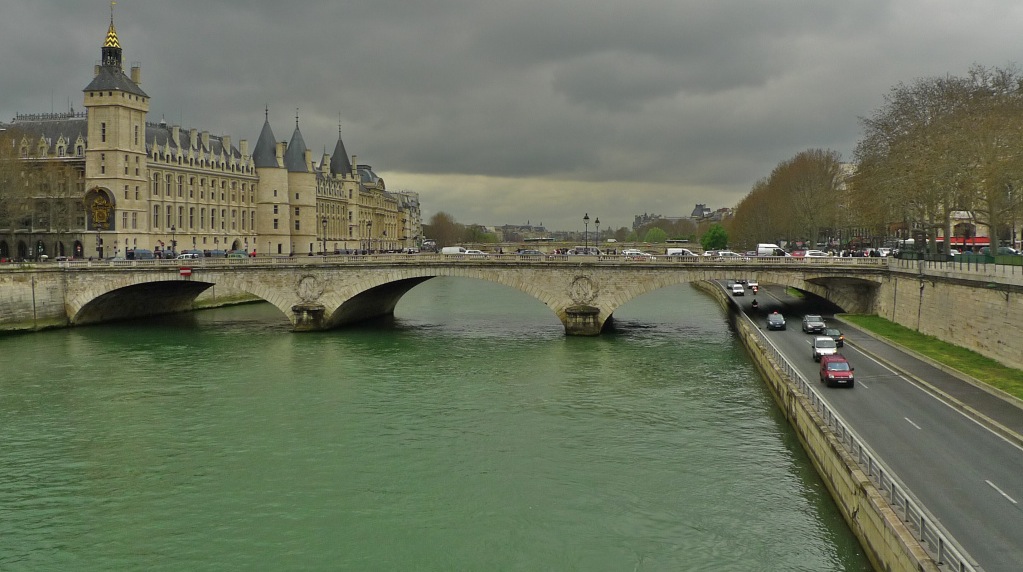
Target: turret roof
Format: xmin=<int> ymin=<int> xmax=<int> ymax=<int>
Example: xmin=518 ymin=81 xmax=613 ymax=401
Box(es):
xmin=251 ymin=116 xmax=279 ymax=168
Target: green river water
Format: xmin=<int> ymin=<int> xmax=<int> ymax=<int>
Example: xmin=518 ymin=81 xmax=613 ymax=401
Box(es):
xmin=0 ymin=277 xmax=871 ymax=571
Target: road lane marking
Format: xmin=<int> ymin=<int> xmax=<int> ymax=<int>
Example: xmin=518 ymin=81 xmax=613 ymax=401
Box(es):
xmin=904 ymin=417 xmax=922 ymax=430
xmin=986 ymin=480 xmax=1018 ymax=504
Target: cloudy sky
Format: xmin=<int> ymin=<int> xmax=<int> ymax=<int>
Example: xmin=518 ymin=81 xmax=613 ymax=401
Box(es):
xmin=3 ymin=1 xmax=1021 ymax=232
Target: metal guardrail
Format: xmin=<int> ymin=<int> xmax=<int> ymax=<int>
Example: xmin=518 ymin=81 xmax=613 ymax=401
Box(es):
xmin=741 ymin=309 xmax=978 ymax=572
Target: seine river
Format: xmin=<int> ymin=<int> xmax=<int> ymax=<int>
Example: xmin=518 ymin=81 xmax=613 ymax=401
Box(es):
xmin=0 ymin=277 xmax=871 ymax=571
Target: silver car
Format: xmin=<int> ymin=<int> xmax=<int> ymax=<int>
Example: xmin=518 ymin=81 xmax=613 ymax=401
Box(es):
xmin=812 ymin=336 xmax=838 ymax=361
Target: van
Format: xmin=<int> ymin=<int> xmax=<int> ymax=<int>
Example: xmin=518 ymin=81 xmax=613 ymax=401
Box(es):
xmin=440 ymin=246 xmax=467 ymax=255
xmin=756 ymin=243 xmax=786 ymax=257
xmin=666 ymin=248 xmax=695 ymax=256
xmin=127 ymin=249 xmax=155 ymax=260
xmin=819 ymin=355 xmax=855 ymax=388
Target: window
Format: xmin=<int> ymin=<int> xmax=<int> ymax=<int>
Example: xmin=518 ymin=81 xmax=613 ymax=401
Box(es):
xmin=122 ymin=212 xmax=128 ymax=228
xmin=294 ymin=207 xmax=300 ymax=216
xmin=135 ymin=186 xmax=139 ymax=200
xmin=220 ymin=209 xmax=226 ymax=230
xmin=177 ymin=176 xmax=183 ymax=197
xmin=273 ymin=205 xmax=278 ymax=215
xmin=295 ymin=220 xmax=300 ymax=231
xmin=131 ymin=212 xmax=137 ymax=229
xmin=189 ymin=207 xmax=195 ymax=228
xmin=153 ymin=205 xmax=160 ymax=228
xmin=134 ymin=125 xmax=139 ymax=146
xmin=178 ymin=206 xmax=184 ymax=228
xmin=273 ymin=219 xmax=279 ymax=230
xmin=101 ymin=122 xmax=106 ymax=142
xmin=201 ymin=208 xmax=206 ymax=229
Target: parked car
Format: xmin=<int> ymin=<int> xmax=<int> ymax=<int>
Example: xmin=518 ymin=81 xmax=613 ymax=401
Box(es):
xmin=819 ymin=355 xmax=855 ymax=387
xmin=464 ymin=249 xmax=489 ymax=258
xmin=801 ymin=314 xmax=826 ymax=334
xmin=176 ymin=252 xmax=202 ymax=260
xmin=517 ymin=249 xmax=544 ymax=256
xmin=812 ymin=336 xmax=839 ymax=361
xmin=804 ymin=250 xmax=830 ymax=258
xmin=730 ymin=283 xmax=745 ymax=296
xmin=766 ymin=312 xmax=786 ymax=331
xmin=823 ymin=327 xmax=845 ymax=347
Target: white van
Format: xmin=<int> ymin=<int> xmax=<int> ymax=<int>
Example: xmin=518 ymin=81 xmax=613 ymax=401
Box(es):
xmin=440 ymin=246 xmax=467 ymax=255
xmin=757 ymin=243 xmax=787 ymax=257
xmin=666 ymin=248 xmax=695 ymax=257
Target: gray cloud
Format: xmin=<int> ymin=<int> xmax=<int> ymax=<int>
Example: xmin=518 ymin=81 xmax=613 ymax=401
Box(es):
xmin=4 ymin=0 xmax=1022 ymax=231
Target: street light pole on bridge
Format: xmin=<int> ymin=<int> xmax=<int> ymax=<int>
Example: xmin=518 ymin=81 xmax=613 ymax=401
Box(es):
xmin=583 ymin=213 xmax=590 ymax=252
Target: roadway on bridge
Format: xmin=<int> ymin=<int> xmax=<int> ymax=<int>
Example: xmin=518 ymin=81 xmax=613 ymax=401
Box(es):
xmin=727 ymin=283 xmax=1023 ymax=572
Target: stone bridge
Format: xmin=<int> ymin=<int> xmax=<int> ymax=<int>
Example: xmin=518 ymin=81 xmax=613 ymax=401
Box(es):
xmin=58 ymin=254 xmax=890 ymax=335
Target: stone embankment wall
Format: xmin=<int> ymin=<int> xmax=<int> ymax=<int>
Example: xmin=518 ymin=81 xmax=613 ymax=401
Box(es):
xmin=877 ymin=265 xmax=1023 ymax=370
xmin=693 ymin=281 xmax=939 ymax=572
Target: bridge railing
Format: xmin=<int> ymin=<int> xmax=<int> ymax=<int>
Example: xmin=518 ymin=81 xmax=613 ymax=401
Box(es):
xmin=743 ymin=306 xmax=978 ymax=572
xmin=42 ymin=253 xmax=896 ymax=269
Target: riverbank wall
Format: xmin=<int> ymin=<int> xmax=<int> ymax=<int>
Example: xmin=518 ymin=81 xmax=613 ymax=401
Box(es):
xmin=693 ymin=281 xmax=938 ymax=572
xmin=0 ymin=266 xmax=256 ymax=334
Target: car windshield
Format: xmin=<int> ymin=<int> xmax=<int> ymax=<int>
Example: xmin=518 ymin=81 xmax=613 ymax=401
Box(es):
xmin=827 ymin=362 xmax=851 ymax=371
xmin=806 ymin=315 xmax=822 ymax=322
xmin=824 ymin=328 xmax=840 ymax=335
xmin=815 ymin=339 xmax=837 ymax=348
xmin=769 ymin=315 xmax=783 ymax=322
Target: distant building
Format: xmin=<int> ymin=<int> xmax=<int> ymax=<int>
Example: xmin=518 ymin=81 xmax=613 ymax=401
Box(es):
xmin=0 ymin=9 xmax=420 ymax=259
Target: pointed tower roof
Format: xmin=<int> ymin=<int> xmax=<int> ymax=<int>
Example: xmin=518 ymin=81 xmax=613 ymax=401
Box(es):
xmin=329 ymin=124 xmax=352 ymax=175
xmin=84 ymin=3 xmax=147 ymax=97
xmin=283 ymin=112 xmax=309 ymax=173
xmin=251 ymin=108 xmax=279 ymax=168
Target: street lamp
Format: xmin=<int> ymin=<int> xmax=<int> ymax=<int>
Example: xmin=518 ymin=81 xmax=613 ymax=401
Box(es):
xmin=321 ymin=216 xmax=328 ymax=257
xmin=170 ymin=225 xmax=176 ymax=256
xmin=366 ymin=220 xmax=373 ymax=253
xmin=583 ymin=213 xmax=590 ymax=252
xmin=595 ymin=217 xmax=600 ymax=246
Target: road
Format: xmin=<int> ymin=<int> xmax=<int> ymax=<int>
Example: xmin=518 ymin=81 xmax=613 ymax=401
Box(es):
xmin=724 ymin=281 xmax=1023 ymax=572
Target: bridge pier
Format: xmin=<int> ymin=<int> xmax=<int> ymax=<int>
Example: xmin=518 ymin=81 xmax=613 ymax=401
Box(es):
xmin=563 ymin=304 xmax=603 ymax=336
xmin=291 ymin=303 xmax=327 ymax=332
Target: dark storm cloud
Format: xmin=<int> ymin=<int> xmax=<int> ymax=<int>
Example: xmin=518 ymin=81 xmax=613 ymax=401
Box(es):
xmin=4 ymin=0 xmax=1023 ymax=230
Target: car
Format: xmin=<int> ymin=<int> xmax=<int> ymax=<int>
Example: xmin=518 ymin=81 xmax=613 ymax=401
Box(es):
xmin=747 ymin=280 xmax=759 ymax=292
xmin=819 ymin=355 xmax=855 ymax=387
xmin=702 ymin=250 xmax=719 ymax=257
xmin=730 ymin=283 xmax=745 ymax=296
xmin=804 ymin=250 xmax=830 ymax=258
xmin=801 ymin=314 xmax=826 ymax=334
xmin=464 ymin=249 xmax=489 ymax=258
xmin=766 ymin=312 xmax=786 ymax=330
xmin=823 ymin=327 xmax=844 ymax=347
xmin=715 ymin=250 xmax=745 ymax=260
xmin=176 ymin=252 xmax=202 ymax=259
xmin=517 ymin=249 xmax=544 ymax=256
xmin=621 ymin=249 xmax=655 ymax=260
xmin=812 ymin=336 xmax=838 ymax=361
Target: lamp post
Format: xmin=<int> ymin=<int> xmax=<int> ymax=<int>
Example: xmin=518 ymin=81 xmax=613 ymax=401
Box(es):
xmin=170 ymin=225 xmax=176 ymax=256
xmin=321 ymin=216 xmax=328 ymax=257
xmin=595 ymin=217 xmax=600 ymax=247
xmin=583 ymin=213 xmax=590 ymax=252
xmin=366 ymin=220 xmax=373 ymax=254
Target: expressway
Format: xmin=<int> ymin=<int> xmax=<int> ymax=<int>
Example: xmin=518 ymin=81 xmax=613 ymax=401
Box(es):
xmin=727 ymin=282 xmax=1023 ymax=572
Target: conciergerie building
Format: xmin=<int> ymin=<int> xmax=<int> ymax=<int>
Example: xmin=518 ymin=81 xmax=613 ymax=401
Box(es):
xmin=1 ymin=10 xmax=421 ymax=260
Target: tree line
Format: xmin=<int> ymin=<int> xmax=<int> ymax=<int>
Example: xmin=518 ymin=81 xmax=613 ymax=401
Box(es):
xmin=727 ymin=64 xmax=1023 ymax=254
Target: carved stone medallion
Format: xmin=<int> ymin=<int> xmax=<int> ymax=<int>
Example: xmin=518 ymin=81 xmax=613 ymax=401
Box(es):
xmin=569 ymin=275 xmax=598 ymax=304
xmin=297 ymin=275 xmax=324 ymax=303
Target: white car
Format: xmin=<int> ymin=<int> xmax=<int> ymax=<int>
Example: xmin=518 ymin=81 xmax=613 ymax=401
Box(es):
xmin=464 ymin=249 xmax=489 ymax=258
xmin=804 ymin=250 xmax=830 ymax=258
xmin=621 ymin=249 xmax=656 ymax=260
xmin=730 ymin=283 xmax=745 ymax=296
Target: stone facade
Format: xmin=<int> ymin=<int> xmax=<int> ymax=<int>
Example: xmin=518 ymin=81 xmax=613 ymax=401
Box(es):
xmin=0 ymin=11 xmax=421 ymax=261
